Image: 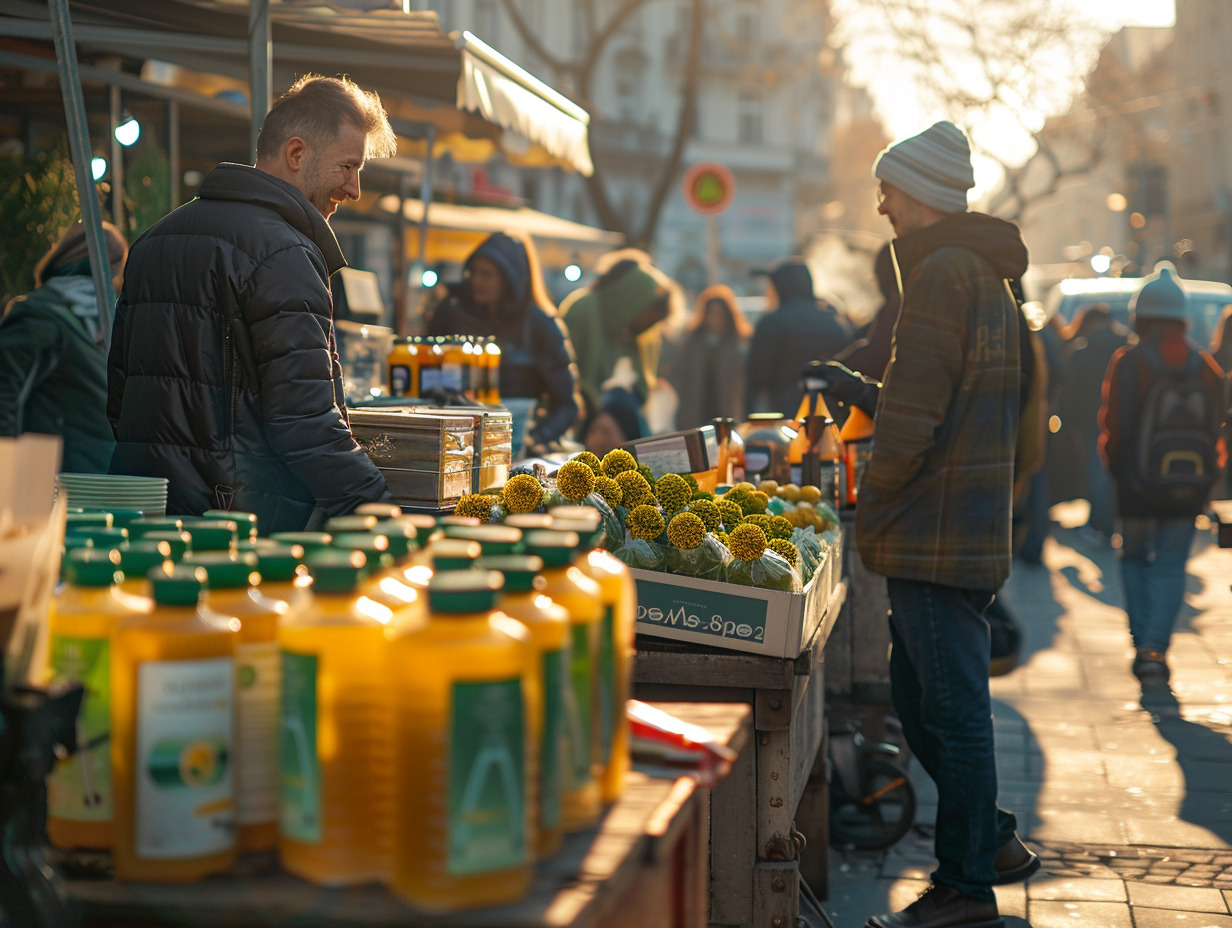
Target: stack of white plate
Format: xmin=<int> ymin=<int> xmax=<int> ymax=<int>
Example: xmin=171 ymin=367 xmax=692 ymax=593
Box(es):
xmin=56 ymin=473 xmax=169 ymax=517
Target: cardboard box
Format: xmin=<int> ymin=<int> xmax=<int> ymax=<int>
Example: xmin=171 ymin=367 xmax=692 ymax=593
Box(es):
xmin=632 ymin=532 xmax=841 ymax=658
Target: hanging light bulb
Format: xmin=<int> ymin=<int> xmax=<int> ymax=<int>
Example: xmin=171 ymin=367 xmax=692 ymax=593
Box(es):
xmin=114 ymin=112 xmax=141 ymax=147
xmin=91 ymin=156 xmax=108 ymax=181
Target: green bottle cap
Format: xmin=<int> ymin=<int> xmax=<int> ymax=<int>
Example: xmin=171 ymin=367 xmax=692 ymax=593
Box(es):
xmin=325 ymin=514 xmax=378 ymax=533
xmin=441 ymin=524 xmax=522 ymax=555
xmin=149 ymin=564 xmax=204 ymax=607
xmin=62 ymin=548 xmax=123 ymax=587
xmin=427 ymin=569 xmax=503 ymax=613
xmin=180 ymin=520 xmax=237 ymax=551
xmin=476 ymin=555 xmax=543 ymax=593
xmin=116 ymin=541 xmax=173 ymax=580
xmin=106 ymin=509 xmax=146 ymax=529
xmin=202 ymin=509 xmax=259 ymax=539
xmin=429 ymin=538 xmax=482 ymax=571
xmin=141 ymin=530 xmax=191 ymax=560
xmin=305 ymin=549 xmax=367 ymax=593
xmin=548 ymin=506 xmax=601 ymax=527
xmin=235 ymin=538 xmax=280 ymax=554
xmin=65 ymin=511 xmax=112 ymax=528
xmin=521 ymin=530 xmax=579 ymax=568
xmin=393 ymin=514 xmax=437 ymax=533
xmin=503 ymin=513 xmax=554 ymax=531
xmin=354 ymin=503 xmax=403 ymax=520
xmin=253 ymin=546 xmax=304 ymax=583
xmin=127 ymin=517 xmax=184 ymax=539
xmin=437 ymin=515 xmax=481 ymax=528
xmin=270 ymin=531 xmax=333 ymax=552
xmin=182 ymin=551 xmax=259 ymax=589
xmin=369 ymin=520 xmax=415 ymax=559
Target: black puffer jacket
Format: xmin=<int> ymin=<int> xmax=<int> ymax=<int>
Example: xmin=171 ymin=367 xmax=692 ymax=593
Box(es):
xmin=108 ymin=163 xmax=389 ymax=532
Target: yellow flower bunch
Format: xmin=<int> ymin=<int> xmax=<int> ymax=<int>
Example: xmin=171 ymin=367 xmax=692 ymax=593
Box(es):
xmin=595 ymin=474 xmax=623 ymax=508
xmin=636 ymin=463 xmax=655 ymax=484
xmin=454 ymin=494 xmax=496 ymax=522
xmin=556 ymin=460 xmax=597 ymax=502
xmin=615 ymin=470 xmax=654 ymax=508
xmin=654 ymin=473 xmax=692 ymax=513
xmin=716 ymin=498 xmax=744 ymax=529
xmin=746 ymin=491 xmax=770 ymax=514
xmin=768 ymin=515 xmax=795 ymax=540
xmin=727 ymin=523 xmax=768 ymax=561
xmin=666 ymin=511 xmax=706 ymax=549
xmin=571 ymin=450 xmax=603 ymax=475
xmin=768 ymin=538 xmax=799 ymax=568
xmin=627 ymin=504 xmax=666 ymax=541
xmin=742 ymin=513 xmax=772 ymax=531
xmin=501 ymin=473 xmax=545 ymax=514
xmin=600 ymin=448 xmax=638 ymax=477
xmin=691 ymin=489 xmax=715 ymax=502
xmin=714 ymin=530 xmax=731 ymax=549
xmin=681 ymin=473 xmax=699 ymax=493
xmin=688 ymin=498 xmax=721 ymax=532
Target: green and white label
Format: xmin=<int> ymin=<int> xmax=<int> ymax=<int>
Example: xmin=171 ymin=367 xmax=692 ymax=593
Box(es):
xmin=565 ymin=624 xmax=594 ymax=787
xmin=635 ymin=579 xmax=769 ymax=643
xmin=279 ymin=650 xmax=321 ymax=844
xmin=136 ymin=657 xmax=234 ymax=858
xmin=48 ymin=635 xmax=112 ymax=822
xmin=236 ymin=642 xmax=280 ymax=826
xmin=448 ymin=678 xmax=526 ymax=875
xmin=597 ymin=607 xmax=616 ymax=767
xmin=539 ymin=648 xmax=567 ymax=831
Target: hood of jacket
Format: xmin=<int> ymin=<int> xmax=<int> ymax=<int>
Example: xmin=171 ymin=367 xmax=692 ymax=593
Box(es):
xmin=466 ymin=232 xmax=530 ymax=307
xmin=198 ymin=163 xmax=346 ymax=274
xmin=594 ymin=265 xmax=660 ymax=332
xmin=41 ymin=273 xmax=103 ymax=343
xmin=892 ymin=212 xmax=1028 ymax=285
xmin=768 ymin=260 xmax=815 ymax=302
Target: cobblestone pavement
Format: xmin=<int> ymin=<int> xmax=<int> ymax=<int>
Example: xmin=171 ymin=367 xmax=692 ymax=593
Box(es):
xmin=822 ymin=514 xmax=1232 ymax=927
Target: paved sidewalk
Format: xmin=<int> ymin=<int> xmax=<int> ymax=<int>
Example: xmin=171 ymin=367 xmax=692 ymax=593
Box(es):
xmin=821 ymin=516 xmax=1232 ymax=927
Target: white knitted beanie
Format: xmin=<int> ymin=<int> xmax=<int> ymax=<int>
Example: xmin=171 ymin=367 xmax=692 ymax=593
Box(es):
xmin=873 ymin=121 xmax=975 ymax=214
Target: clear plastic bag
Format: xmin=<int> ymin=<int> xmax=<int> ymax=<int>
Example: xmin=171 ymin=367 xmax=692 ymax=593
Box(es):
xmin=665 ymin=533 xmax=733 ymax=581
xmin=790 ymin=527 xmax=823 ymax=585
xmin=613 ymin=533 xmax=667 ymax=571
xmin=725 ymin=548 xmax=802 ymax=592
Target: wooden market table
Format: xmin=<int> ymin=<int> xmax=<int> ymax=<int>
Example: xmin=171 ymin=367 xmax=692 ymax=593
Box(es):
xmin=59 ymin=702 xmax=751 ymax=928
xmin=631 ymin=579 xmax=846 ymax=928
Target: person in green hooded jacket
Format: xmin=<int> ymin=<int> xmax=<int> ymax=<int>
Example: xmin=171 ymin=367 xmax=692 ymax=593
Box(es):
xmin=0 ymin=221 xmax=126 ymax=473
xmin=559 ymin=249 xmax=681 ymax=419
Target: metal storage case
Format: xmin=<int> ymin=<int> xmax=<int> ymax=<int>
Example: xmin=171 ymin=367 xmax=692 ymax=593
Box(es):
xmin=347 ymin=408 xmax=475 ymax=509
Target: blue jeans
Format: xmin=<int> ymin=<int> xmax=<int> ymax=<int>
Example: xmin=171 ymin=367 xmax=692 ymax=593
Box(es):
xmin=887 ymin=578 xmax=1018 ymax=902
xmin=1119 ymin=517 xmax=1195 ymax=654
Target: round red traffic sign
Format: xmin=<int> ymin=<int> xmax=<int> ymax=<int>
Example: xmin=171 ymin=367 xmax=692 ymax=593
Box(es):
xmin=682 ymin=161 xmax=735 ymax=215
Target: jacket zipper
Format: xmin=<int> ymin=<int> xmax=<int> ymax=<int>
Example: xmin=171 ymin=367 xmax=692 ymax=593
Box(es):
xmin=224 ymin=321 xmax=237 ymax=446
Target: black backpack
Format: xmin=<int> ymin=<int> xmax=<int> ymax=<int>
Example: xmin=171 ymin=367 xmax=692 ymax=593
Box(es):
xmin=1132 ymin=344 xmax=1220 ymax=508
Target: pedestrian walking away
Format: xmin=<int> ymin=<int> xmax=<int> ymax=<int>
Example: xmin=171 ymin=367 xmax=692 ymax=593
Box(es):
xmin=1098 ymin=264 xmax=1226 ymax=682
xmin=108 ymin=74 xmax=398 ymax=533
xmin=853 ymin=120 xmax=1040 ymax=928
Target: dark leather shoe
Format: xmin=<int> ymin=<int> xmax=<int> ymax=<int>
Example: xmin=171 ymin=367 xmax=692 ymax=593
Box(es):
xmin=994 ymin=833 xmax=1041 ymax=884
xmin=865 ymin=883 xmax=1004 ymax=928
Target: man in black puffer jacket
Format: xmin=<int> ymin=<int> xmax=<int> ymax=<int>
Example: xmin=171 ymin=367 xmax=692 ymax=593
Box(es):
xmin=108 ymin=75 xmax=397 ymax=532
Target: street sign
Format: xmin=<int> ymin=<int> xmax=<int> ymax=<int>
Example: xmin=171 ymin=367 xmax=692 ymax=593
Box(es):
xmin=682 ymin=161 xmax=735 ymax=215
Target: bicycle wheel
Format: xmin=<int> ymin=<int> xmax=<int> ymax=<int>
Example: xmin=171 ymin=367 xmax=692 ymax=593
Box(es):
xmin=829 ymin=757 xmax=916 ymax=851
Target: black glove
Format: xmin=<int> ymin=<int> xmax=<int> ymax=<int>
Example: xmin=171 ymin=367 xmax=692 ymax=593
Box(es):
xmin=799 ymin=360 xmax=881 ymax=426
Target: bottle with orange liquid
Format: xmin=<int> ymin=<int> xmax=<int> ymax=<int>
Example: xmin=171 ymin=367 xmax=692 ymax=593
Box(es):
xmin=387 ymin=337 xmax=415 ymax=397
xmin=277 ymin=550 xmax=394 ymax=885
xmin=46 ymin=549 xmax=152 ymax=850
xmin=110 ymin=564 xmax=237 ymax=882
xmin=188 ymin=551 xmax=284 ymax=855
xmin=520 ymin=530 xmax=603 ymax=830
xmin=839 ymin=405 xmax=876 ymax=507
xmin=477 ymin=554 xmax=570 ymax=858
xmin=387 ymin=570 xmax=535 ymax=910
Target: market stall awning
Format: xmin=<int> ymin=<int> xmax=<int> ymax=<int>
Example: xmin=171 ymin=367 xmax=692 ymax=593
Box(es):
xmin=0 ymin=0 xmax=593 ymax=174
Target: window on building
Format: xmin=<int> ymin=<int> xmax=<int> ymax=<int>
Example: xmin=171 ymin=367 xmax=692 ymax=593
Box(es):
xmin=738 ymin=92 xmax=763 ymax=144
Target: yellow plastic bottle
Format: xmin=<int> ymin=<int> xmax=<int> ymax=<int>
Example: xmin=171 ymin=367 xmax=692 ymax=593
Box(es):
xmin=520 ymin=530 xmax=603 ymax=830
xmin=46 ymin=549 xmax=152 ymax=850
xmin=110 ymin=564 xmax=238 ymax=882
xmin=418 ymin=337 xmax=444 ymax=395
xmin=202 ymin=509 xmax=259 ymax=543
xmin=439 ymin=336 xmax=468 ymax=397
xmin=440 ymin=524 xmax=522 ymax=556
xmin=188 ymin=551 xmax=284 ymax=855
xmin=387 ymin=337 xmax=415 ymax=397
xmin=477 ymin=555 xmax=570 ymax=858
xmin=115 ymin=541 xmax=176 ymax=598
xmin=140 ymin=530 xmax=191 ymax=562
xmin=544 ymin=516 xmax=636 ymax=802
xmin=179 ymin=520 xmax=237 ymax=554
xmin=250 ymin=545 xmax=313 ymax=618
xmin=277 ymin=550 xmax=395 ymax=886
xmin=126 ymin=517 xmax=184 ymax=541
xmin=388 ymin=570 xmax=535 ymax=910
xmin=484 ymin=337 xmax=502 ymax=405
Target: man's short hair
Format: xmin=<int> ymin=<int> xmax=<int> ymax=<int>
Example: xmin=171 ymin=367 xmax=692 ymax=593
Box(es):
xmin=256 ymin=74 xmax=397 ymax=162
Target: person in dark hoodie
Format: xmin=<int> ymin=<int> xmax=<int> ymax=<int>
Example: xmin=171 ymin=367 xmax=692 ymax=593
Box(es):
xmin=1 ymin=220 xmax=126 ymax=473
xmin=745 ymin=258 xmax=849 ymax=416
xmin=428 ymin=230 xmax=580 ymax=451
xmin=856 ymin=122 xmax=1038 ymax=928
xmin=108 ymin=75 xmax=396 ymax=532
